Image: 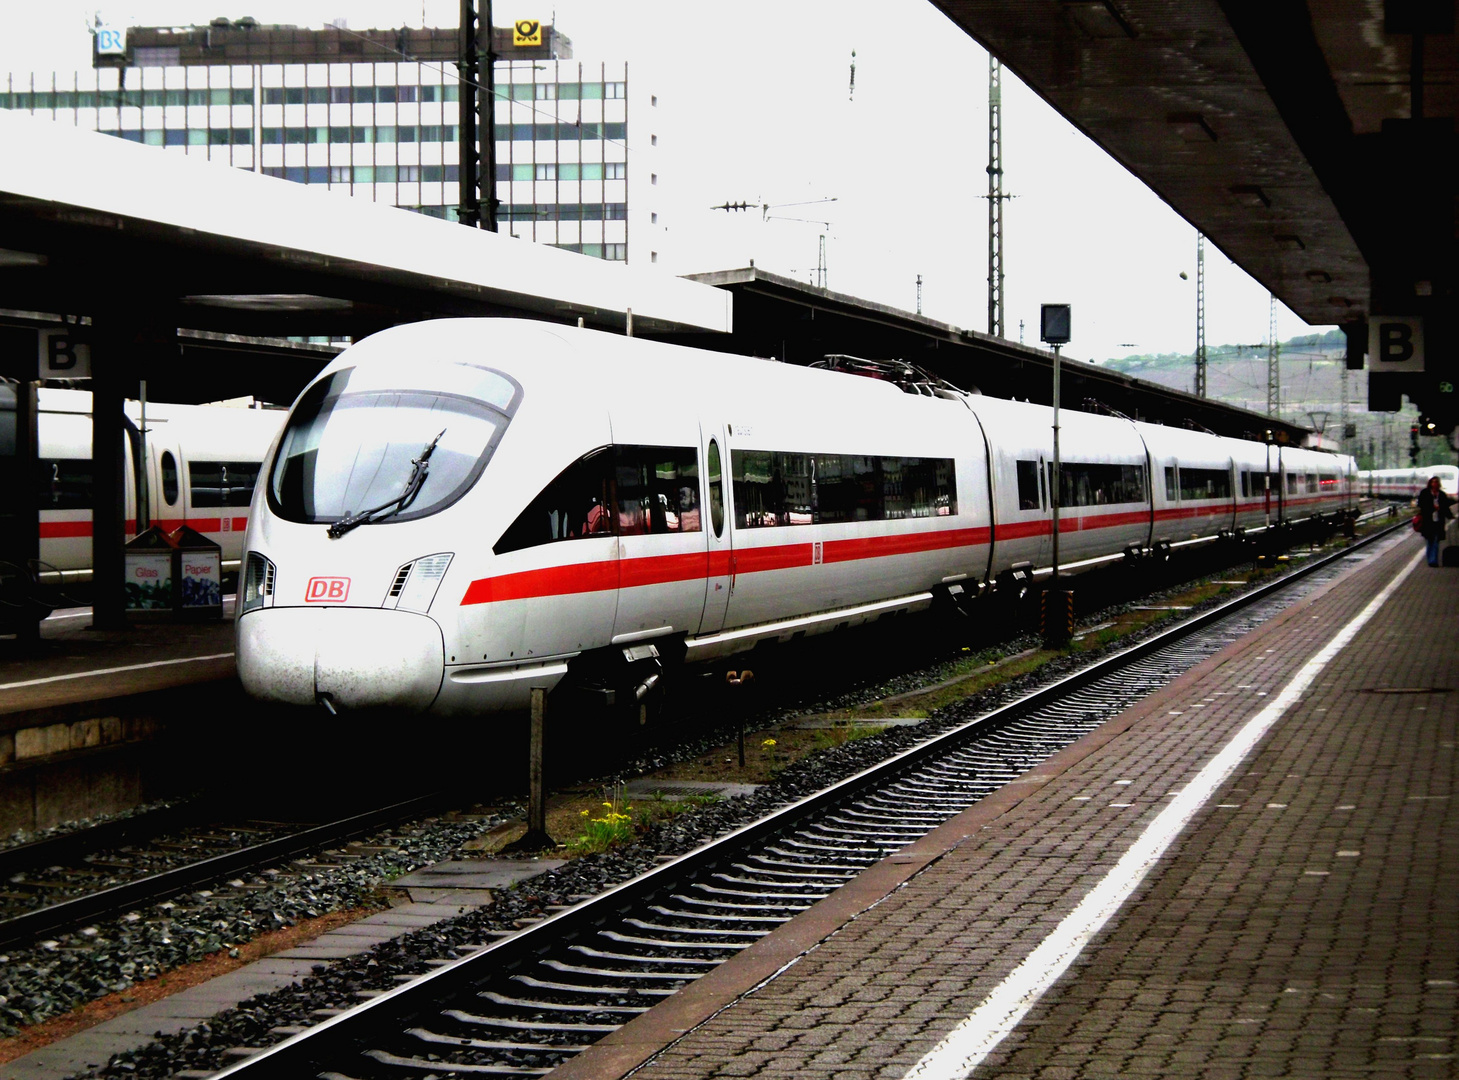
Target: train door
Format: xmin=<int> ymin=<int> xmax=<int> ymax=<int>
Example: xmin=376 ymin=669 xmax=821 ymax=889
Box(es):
xmin=145 ymin=425 xmax=183 ymax=531
xmin=608 ymin=444 xmax=706 ymax=643
xmin=1036 ymin=453 xmax=1052 ymax=568
xmin=698 ymin=427 xmax=733 ymax=635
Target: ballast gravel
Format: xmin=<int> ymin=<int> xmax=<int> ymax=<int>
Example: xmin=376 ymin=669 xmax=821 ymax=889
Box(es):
xmin=6 ymin=556 xmax=1329 ymax=1079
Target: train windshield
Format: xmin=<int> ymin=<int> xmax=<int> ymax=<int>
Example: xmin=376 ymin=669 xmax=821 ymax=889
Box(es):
xmin=268 ymin=362 xmax=522 ymax=526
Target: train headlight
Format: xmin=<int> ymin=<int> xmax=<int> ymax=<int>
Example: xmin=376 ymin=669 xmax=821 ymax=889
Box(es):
xmin=241 ymin=551 xmax=275 ymax=615
xmin=385 ymin=553 xmax=453 ymax=613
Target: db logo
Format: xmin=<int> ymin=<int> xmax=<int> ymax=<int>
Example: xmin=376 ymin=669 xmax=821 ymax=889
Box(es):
xmin=305 ymin=577 xmax=350 ymax=603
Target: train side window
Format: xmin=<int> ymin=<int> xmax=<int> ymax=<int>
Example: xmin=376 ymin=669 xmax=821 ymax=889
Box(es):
xmin=1057 ymin=462 xmax=1146 ymax=506
xmin=494 ymin=447 xmax=614 ymax=555
xmin=817 ymin=454 xmax=881 ymax=523
xmin=1015 ymin=460 xmax=1040 ymax=510
xmin=1306 ymin=472 xmax=1318 ymax=492
xmin=732 ymin=449 xmax=810 ymax=527
xmin=614 ymin=445 xmax=700 ymax=535
xmin=190 ymin=461 xmax=261 ymax=507
xmin=1178 ymin=467 xmax=1231 ymax=501
xmin=1286 ymin=473 xmax=1299 ymax=494
xmin=882 ymin=456 xmax=952 ymax=519
xmin=38 ymin=459 xmax=93 ymax=509
xmin=733 ymin=449 xmax=955 ymax=528
xmin=707 ymin=439 xmax=724 ymax=537
xmin=160 ymin=451 xmax=179 ymax=505
xmin=1164 ymin=466 xmax=1177 ymax=501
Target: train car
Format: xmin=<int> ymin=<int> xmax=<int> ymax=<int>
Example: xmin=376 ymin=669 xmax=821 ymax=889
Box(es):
xmin=35 ymin=389 xmax=286 ymax=584
xmin=1358 ymin=464 xmax=1458 ymax=501
xmin=235 ymin=318 xmax=1355 ymax=718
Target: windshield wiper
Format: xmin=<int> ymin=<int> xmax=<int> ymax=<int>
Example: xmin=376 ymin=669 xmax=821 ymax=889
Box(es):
xmin=327 ymin=429 xmax=446 ymax=539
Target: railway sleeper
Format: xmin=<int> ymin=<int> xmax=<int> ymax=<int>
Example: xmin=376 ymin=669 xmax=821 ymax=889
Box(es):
xmin=599 ymin=929 xmax=749 ymax=952
xmin=569 ymin=945 xmax=721 ymax=967
xmin=735 ymin=856 xmax=859 ymax=876
xmin=442 ymin=1009 xmax=622 ymax=1034
xmin=364 ymin=1047 xmax=552 ymax=1075
xmin=623 ymin=917 xmax=763 ymax=937
xmin=541 ymin=959 xmax=701 ymax=982
xmin=647 ymin=904 xmax=788 ymax=924
xmin=837 ymin=805 xmax=947 ymax=823
xmin=668 ymin=893 xmax=811 ymax=913
xmin=511 ymin=974 xmax=678 ymax=997
xmin=405 ymin=1027 xmax=584 ymax=1054
xmin=764 ymin=838 xmax=891 ymax=856
xmin=712 ymin=871 xmax=840 ymax=890
xmin=480 ymin=990 xmax=650 ymax=1013
xmin=691 ymin=882 xmax=829 ymax=902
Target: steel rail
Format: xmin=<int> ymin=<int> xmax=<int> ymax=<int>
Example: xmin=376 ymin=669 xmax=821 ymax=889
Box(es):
xmin=0 ymin=800 xmax=199 ymax=879
xmin=214 ymin=521 xmax=1404 ymax=1078
xmin=0 ymin=793 xmax=444 ymax=950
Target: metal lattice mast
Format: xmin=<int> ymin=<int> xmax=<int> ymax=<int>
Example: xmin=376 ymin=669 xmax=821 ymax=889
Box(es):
xmin=1195 ymin=233 xmax=1207 ymax=397
xmin=1266 ymin=293 xmax=1281 ymax=418
xmin=1340 ymin=362 xmax=1349 ymax=454
xmin=987 ymin=56 xmax=1004 ymax=337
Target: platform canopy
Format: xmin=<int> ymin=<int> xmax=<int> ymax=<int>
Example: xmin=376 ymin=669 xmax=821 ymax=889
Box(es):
xmin=0 ymin=110 xmax=731 ymax=347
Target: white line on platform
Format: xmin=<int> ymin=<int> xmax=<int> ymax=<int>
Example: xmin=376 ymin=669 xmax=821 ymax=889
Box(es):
xmin=0 ymin=653 xmax=235 ymax=692
xmin=902 ymin=548 xmax=1424 ymax=1080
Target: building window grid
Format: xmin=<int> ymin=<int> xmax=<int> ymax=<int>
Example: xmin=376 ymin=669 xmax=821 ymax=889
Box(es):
xmin=5 ymin=54 xmax=632 ymax=258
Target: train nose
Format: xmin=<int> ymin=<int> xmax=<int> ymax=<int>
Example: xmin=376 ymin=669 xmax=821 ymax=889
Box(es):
xmin=236 ymin=608 xmax=445 ymax=711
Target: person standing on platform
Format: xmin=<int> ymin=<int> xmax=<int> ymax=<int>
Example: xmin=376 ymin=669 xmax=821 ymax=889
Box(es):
xmin=1416 ymin=475 xmax=1454 ymax=566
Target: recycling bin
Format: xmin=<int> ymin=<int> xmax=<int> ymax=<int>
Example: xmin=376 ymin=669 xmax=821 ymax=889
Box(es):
xmin=123 ymin=527 xmax=175 ymax=614
xmin=169 ymin=526 xmax=223 ymax=620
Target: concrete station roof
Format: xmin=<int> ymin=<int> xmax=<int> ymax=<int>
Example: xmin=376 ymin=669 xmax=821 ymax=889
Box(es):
xmin=677 ymin=267 xmax=1312 ymax=445
xmin=0 ymin=110 xmax=1308 ymax=443
xmin=930 ymin=1 xmax=1457 ymax=421
xmin=0 ymin=110 xmax=731 ymax=399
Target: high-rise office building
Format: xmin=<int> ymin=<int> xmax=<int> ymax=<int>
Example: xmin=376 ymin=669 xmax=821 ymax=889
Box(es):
xmin=1 ymin=20 xmax=663 ymax=264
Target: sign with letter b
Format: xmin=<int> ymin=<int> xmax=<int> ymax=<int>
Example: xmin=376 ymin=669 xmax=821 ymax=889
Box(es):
xmin=1368 ymin=316 xmax=1424 ymax=372
xmin=38 ymin=330 xmax=91 ymax=379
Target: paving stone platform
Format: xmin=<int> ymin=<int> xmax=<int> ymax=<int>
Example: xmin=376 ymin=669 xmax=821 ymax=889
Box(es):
xmin=557 ymin=530 xmax=1457 ymax=1080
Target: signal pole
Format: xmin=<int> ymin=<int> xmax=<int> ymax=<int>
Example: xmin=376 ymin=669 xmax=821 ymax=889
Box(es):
xmin=1266 ymin=293 xmax=1280 ymax=418
xmin=457 ymin=0 xmax=497 ymax=231
xmin=1194 ymin=233 xmax=1207 ymax=396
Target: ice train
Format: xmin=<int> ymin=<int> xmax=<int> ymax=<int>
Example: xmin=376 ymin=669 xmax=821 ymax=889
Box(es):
xmin=1357 ymin=465 xmax=1459 ymax=501
xmin=26 ymin=388 xmax=286 ymax=584
xmin=235 ymin=319 xmax=1357 ymax=717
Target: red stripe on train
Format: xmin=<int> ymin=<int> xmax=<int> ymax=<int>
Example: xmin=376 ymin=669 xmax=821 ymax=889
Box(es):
xmin=458 ymin=496 xmax=1350 ymax=609
xmin=38 ymin=517 xmax=249 ymax=539
xmin=461 ymin=527 xmax=990 ymax=606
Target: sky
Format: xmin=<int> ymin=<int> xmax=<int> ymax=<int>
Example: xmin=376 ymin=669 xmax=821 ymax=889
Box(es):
xmin=0 ymin=0 xmax=1336 ymax=370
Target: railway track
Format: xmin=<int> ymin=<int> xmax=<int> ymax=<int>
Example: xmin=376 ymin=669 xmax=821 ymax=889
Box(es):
xmin=209 ymin=521 xmax=1402 ymax=1079
xmin=0 ymin=794 xmax=445 ymax=950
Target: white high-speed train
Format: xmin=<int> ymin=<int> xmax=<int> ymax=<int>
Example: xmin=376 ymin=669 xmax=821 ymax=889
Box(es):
xmin=1357 ymin=464 xmax=1459 ymax=500
xmin=235 ymin=319 xmax=1356 ymax=717
xmin=31 ymin=388 xmax=286 ymax=583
